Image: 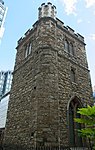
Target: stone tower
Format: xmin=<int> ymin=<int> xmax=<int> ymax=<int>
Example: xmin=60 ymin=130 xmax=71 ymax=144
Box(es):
xmin=4 ymin=2 xmax=93 ymax=149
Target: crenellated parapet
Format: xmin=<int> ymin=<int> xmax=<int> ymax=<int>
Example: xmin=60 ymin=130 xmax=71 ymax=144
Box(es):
xmin=38 ymin=2 xmax=56 ymax=19
xmin=56 ymin=18 xmax=84 ymax=42
xmin=17 ymin=18 xmax=84 ymax=46
xmin=17 ymin=2 xmax=84 ymax=46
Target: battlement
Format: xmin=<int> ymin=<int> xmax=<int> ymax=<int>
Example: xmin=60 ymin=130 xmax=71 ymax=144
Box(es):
xmin=17 ymin=3 xmax=84 ymax=45
xmin=38 ymin=2 xmax=56 ymax=19
xmin=17 ymin=18 xmax=84 ymax=45
xmin=56 ymin=18 xmax=84 ymax=42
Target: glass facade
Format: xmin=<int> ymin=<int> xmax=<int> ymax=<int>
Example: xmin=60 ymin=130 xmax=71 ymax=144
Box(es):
xmin=0 ymin=71 xmax=12 ymax=98
xmin=0 ymin=0 xmax=7 ymax=39
xmin=0 ymin=71 xmax=5 ymax=97
xmin=0 ymin=71 xmax=12 ymax=128
xmin=0 ymin=93 xmax=9 ymax=128
xmin=0 ymin=0 xmax=6 ymax=27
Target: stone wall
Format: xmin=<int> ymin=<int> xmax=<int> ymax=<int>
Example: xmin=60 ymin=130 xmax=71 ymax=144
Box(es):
xmin=4 ymin=16 xmax=93 ymax=149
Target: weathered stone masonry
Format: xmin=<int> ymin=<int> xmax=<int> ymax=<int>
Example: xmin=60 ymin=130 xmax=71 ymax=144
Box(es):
xmin=4 ymin=2 xmax=93 ymax=149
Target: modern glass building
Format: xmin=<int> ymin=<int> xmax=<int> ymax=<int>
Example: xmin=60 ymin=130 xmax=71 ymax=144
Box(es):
xmin=0 ymin=0 xmax=7 ymax=39
xmin=0 ymin=71 xmax=12 ymax=128
xmin=0 ymin=0 xmax=7 ymax=27
xmin=0 ymin=92 xmax=9 ymax=128
xmin=0 ymin=71 xmax=12 ymax=98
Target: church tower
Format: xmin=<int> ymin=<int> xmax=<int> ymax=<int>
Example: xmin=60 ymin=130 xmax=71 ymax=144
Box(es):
xmin=4 ymin=2 xmax=93 ymax=149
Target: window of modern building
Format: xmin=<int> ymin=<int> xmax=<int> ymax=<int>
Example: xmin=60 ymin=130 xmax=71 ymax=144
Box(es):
xmin=0 ymin=94 xmax=9 ymax=128
xmin=70 ymin=68 xmax=76 ymax=82
xmin=0 ymin=71 xmax=12 ymax=96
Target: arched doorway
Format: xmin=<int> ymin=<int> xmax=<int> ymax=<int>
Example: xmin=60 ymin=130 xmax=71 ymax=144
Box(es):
xmin=68 ymin=96 xmax=83 ymax=147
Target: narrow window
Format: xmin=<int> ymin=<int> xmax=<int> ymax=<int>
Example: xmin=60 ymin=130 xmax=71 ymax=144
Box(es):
xmin=28 ymin=42 xmax=32 ymax=55
xmin=25 ymin=45 xmax=29 ymax=58
xmin=69 ymin=99 xmax=83 ymax=147
xmin=70 ymin=68 xmax=75 ymax=82
xmin=25 ymin=42 xmax=32 ymax=58
xmin=69 ymin=43 xmax=74 ymax=55
xmin=69 ymin=103 xmax=75 ymax=146
xmin=64 ymin=40 xmax=69 ymax=52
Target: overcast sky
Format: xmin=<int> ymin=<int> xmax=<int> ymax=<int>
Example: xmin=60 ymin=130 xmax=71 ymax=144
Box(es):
xmin=0 ymin=0 xmax=95 ymax=88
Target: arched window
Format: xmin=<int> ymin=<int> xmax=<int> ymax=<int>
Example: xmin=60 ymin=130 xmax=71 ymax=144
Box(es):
xmin=69 ymin=98 xmax=83 ymax=147
xmin=69 ymin=43 xmax=74 ymax=55
xmin=70 ymin=68 xmax=76 ymax=82
xmin=64 ymin=40 xmax=69 ymax=52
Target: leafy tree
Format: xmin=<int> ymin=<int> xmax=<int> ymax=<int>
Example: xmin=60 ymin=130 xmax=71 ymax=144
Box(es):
xmin=74 ymin=105 xmax=95 ymax=149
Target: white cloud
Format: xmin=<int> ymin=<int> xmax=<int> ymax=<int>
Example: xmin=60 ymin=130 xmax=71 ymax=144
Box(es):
xmin=87 ymin=20 xmax=91 ymax=24
xmin=90 ymin=34 xmax=95 ymax=40
xmin=85 ymin=0 xmax=95 ymax=8
xmin=59 ymin=0 xmax=78 ymax=15
xmin=58 ymin=0 xmax=95 ymax=15
xmin=77 ymin=19 xmax=82 ymax=24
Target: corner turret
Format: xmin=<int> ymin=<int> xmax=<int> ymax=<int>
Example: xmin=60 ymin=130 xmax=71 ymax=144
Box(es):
xmin=38 ymin=2 xmax=57 ymax=20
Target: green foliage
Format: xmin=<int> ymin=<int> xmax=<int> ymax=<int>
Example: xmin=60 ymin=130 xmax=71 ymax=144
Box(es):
xmin=77 ymin=105 xmax=95 ymax=117
xmin=78 ymin=128 xmax=95 ymax=138
xmin=75 ymin=118 xmax=95 ymax=125
xmin=74 ymin=105 xmax=95 ymax=149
